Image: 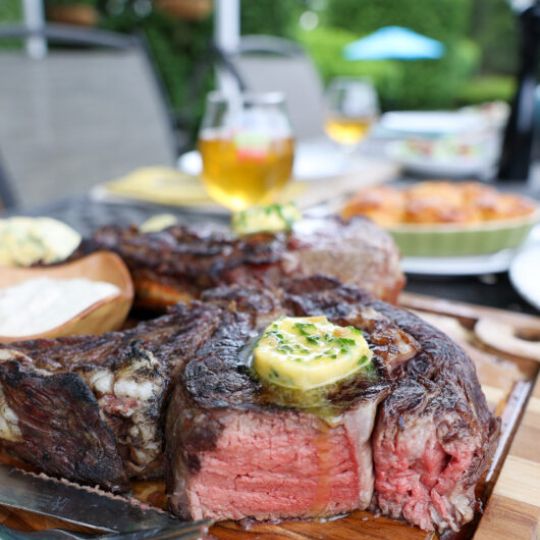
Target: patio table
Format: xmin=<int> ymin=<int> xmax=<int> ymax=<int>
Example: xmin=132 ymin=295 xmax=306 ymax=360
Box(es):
xmin=7 ymin=190 xmax=538 ymax=315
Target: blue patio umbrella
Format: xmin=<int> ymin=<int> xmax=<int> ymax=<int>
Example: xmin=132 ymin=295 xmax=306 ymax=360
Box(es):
xmin=344 ymin=26 xmax=445 ymax=61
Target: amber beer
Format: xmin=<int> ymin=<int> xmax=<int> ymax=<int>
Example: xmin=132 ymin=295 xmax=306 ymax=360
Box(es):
xmin=200 ymin=132 xmax=294 ymax=212
xmin=325 ymin=116 xmax=373 ymax=146
xmin=199 ymin=92 xmax=294 ymax=211
xmin=325 ymin=78 xmax=379 ymax=149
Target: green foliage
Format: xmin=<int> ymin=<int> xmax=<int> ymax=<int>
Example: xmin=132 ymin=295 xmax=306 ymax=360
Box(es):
xmin=297 ymin=26 xmax=480 ymax=110
xmin=241 ymin=0 xmax=302 ymax=38
xmin=470 ymin=0 xmax=518 ymax=75
xmin=323 ymin=0 xmax=472 ymax=43
xmin=457 ymin=75 xmax=515 ymax=105
xmin=45 ymin=0 xmax=98 ymax=6
xmin=394 ymin=39 xmax=480 ymax=109
xmin=297 ymin=27 xmax=402 ymax=107
xmin=0 ymin=0 xmax=22 ymax=48
xmin=0 ymin=0 xmax=22 ymax=21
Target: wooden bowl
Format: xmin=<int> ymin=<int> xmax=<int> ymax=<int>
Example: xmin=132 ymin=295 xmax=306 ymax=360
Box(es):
xmin=0 ymin=252 xmax=134 ymax=342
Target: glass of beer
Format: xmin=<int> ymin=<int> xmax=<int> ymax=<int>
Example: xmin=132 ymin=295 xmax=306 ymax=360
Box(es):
xmin=199 ymin=91 xmax=294 ymax=212
xmin=325 ymin=78 xmax=379 ymax=150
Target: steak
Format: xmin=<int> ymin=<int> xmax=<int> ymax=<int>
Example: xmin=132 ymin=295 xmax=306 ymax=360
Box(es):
xmin=369 ymin=299 xmax=500 ymax=532
xmin=80 ymin=215 xmax=404 ymax=309
xmin=0 ymin=277 xmax=498 ymax=533
xmin=165 ymin=278 xmax=498 ymax=532
xmin=0 ymin=302 xmax=224 ymax=491
xmin=166 ymin=279 xmax=413 ymax=520
xmin=165 ymin=306 xmax=395 ymax=521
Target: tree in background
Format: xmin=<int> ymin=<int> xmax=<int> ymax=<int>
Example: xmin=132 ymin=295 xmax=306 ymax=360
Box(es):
xmin=0 ymin=0 xmax=22 ymax=48
xmin=0 ymin=0 xmax=520 ymax=139
xmin=470 ymin=0 xmax=518 ymax=75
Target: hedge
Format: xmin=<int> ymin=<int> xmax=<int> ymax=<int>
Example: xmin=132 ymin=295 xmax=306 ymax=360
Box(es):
xmin=297 ymin=26 xmax=480 ymax=110
xmin=0 ymin=0 xmax=22 ymax=49
xmin=457 ymin=75 xmax=515 ymax=105
xmin=323 ymin=0 xmax=473 ymax=43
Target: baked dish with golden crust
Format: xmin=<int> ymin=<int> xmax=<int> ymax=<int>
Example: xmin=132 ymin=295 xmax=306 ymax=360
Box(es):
xmin=342 ymin=182 xmax=537 ymax=226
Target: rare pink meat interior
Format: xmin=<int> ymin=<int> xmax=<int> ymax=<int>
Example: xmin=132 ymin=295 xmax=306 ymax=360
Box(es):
xmin=166 ymin=278 xmax=499 ymax=532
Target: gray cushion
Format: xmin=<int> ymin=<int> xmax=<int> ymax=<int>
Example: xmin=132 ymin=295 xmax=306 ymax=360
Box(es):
xmin=0 ymin=50 xmax=175 ymax=208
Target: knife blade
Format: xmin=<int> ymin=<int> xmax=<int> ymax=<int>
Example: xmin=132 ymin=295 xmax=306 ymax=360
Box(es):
xmin=0 ymin=464 xmax=181 ymax=533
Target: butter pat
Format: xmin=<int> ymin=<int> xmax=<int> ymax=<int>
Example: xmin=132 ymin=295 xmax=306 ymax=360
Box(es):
xmin=253 ymin=316 xmax=373 ymax=391
xmin=139 ymin=214 xmax=178 ymax=233
xmin=232 ymin=203 xmax=301 ymax=235
xmin=0 ymin=217 xmax=81 ymax=267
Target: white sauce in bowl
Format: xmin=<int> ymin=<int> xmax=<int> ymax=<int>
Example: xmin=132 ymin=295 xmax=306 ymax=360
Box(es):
xmin=0 ymin=278 xmax=120 ymax=337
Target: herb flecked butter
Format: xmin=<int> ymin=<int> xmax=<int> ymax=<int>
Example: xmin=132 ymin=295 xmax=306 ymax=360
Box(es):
xmin=253 ymin=316 xmax=373 ymax=391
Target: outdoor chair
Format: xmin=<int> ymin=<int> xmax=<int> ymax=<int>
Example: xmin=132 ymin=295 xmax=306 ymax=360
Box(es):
xmin=227 ymin=35 xmax=326 ymax=140
xmin=0 ymin=24 xmax=177 ymax=210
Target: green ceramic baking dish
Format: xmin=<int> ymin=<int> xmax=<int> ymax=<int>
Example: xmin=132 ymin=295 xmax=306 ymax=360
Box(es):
xmin=387 ymin=210 xmax=540 ymax=257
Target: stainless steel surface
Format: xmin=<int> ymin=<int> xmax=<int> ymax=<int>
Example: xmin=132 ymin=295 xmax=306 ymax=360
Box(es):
xmin=0 ymin=464 xmax=181 ymax=533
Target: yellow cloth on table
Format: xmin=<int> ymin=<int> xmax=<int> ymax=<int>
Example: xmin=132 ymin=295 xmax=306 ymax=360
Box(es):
xmin=103 ymin=167 xmax=306 ymax=207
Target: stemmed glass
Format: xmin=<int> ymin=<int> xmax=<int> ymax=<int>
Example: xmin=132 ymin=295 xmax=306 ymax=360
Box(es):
xmin=325 ymin=78 xmax=379 ymax=152
xmin=198 ymin=91 xmax=295 ymax=212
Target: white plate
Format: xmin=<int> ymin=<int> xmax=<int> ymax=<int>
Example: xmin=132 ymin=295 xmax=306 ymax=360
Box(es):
xmin=401 ymin=249 xmax=517 ymax=276
xmin=509 ymin=244 xmax=540 ymax=310
xmin=378 ymin=111 xmax=482 ymax=138
xmin=386 ymin=140 xmax=497 ymax=179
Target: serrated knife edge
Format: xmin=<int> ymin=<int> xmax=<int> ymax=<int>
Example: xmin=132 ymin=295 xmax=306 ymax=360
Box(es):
xmin=0 ymin=464 xmax=181 ymax=533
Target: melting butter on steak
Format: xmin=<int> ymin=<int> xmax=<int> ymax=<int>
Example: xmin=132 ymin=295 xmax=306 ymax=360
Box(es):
xmin=166 ymin=278 xmax=498 ymax=533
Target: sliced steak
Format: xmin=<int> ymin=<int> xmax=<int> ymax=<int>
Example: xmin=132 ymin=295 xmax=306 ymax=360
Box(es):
xmin=81 ymin=215 xmax=404 ymax=309
xmin=165 ymin=278 xmax=498 ymax=533
xmin=0 ymin=302 xmax=223 ymax=489
xmin=165 ymin=280 xmax=417 ymax=522
xmin=369 ymin=299 xmax=500 ymax=532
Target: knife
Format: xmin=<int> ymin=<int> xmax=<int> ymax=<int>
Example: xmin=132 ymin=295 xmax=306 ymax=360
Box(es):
xmin=0 ymin=464 xmax=183 ymax=533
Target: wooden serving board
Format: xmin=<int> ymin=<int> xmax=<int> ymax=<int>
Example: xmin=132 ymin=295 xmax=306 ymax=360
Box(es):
xmin=0 ymin=293 xmax=538 ymax=540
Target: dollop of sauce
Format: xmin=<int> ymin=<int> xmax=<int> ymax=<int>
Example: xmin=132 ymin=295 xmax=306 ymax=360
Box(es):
xmin=139 ymin=213 xmax=178 ymax=233
xmin=232 ymin=203 xmax=302 ymax=236
xmin=0 ymin=217 xmax=81 ymax=267
xmin=253 ymin=316 xmax=373 ymax=391
xmin=0 ymin=277 xmax=120 ymax=337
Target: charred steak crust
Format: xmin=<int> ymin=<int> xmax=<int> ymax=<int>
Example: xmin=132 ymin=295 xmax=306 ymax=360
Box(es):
xmin=0 ymin=302 xmax=224 ymax=489
xmin=369 ymin=299 xmax=500 ymax=532
xmin=79 ymin=216 xmax=404 ymax=307
xmin=166 ymin=278 xmax=498 ymax=532
xmin=0 ymin=352 xmax=128 ymax=491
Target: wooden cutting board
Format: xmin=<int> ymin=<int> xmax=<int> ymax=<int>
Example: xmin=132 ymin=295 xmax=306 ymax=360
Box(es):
xmin=0 ymin=293 xmax=538 ymax=539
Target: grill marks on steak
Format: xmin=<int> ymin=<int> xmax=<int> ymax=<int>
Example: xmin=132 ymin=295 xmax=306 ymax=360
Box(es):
xmin=0 ymin=303 xmax=223 ymax=490
xmin=165 ymin=281 xmax=422 ymax=522
xmin=82 ymin=216 xmax=404 ymax=309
